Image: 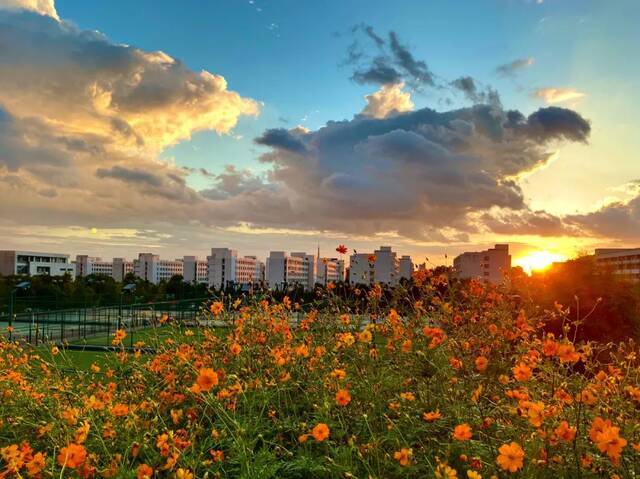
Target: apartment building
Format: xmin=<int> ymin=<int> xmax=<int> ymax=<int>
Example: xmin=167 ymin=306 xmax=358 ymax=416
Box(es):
xmin=349 ymin=253 xmax=375 ymax=286
xmin=183 ymin=256 xmax=209 ymax=284
xmin=399 ymin=255 xmax=414 ymax=281
xmin=133 ymin=253 xmax=183 ymax=284
xmin=0 ymin=250 xmax=74 ymax=276
xmin=112 ymin=258 xmax=134 ymax=282
xmin=595 ymin=248 xmax=640 ymax=282
xmin=207 ymin=248 xmax=263 ymax=289
xmin=453 ymin=244 xmax=511 ymax=284
xmin=266 ymin=251 xmax=316 ymax=289
xmin=75 ymin=255 xmax=114 ymax=278
xmin=317 ymin=257 xmax=345 ymax=285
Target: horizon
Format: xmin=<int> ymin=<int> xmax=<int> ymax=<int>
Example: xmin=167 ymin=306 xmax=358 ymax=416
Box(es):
xmin=0 ymin=0 xmax=638 ymax=271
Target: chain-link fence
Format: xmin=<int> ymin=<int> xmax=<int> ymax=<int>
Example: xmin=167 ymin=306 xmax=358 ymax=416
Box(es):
xmin=0 ymin=298 xmax=207 ymax=347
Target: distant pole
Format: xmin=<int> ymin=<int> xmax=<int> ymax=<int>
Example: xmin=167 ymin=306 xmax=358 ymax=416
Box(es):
xmin=8 ymin=290 xmax=14 ymax=341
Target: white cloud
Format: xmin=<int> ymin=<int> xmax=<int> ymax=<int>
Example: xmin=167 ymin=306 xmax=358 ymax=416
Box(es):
xmin=535 ymin=87 xmax=586 ymax=104
xmin=361 ymin=82 xmax=414 ymax=119
xmin=0 ymin=0 xmax=58 ymax=19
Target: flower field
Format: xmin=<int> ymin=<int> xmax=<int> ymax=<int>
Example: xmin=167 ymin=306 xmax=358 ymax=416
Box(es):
xmin=1 ymin=275 xmax=639 ymax=478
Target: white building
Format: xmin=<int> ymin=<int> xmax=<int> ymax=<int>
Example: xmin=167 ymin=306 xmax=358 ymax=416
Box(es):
xmin=374 ymin=246 xmax=400 ymax=285
xmin=183 ymin=256 xmax=209 ymax=284
xmin=75 ymin=255 xmax=114 ymax=278
xmin=595 ymin=248 xmax=640 ymax=282
xmin=349 ymin=246 xmax=403 ymax=286
xmin=317 ymin=257 xmax=345 ymax=285
xmin=266 ymin=251 xmax=316 ymax=289
xmin=0 ymin=250 xmax=75 ymax=276
xmin=112 ymin=258 xmax=134 ymax=282
xmin=349 ymin=253 xmax=375 ymax=286
xmin=208 ymin=248 xmax=263 ymax=289
xmin=133 ymin=253 xmax=183 ymax=284
xmin=399 ymin=255 xmax=414 ymax=281
xmin=453 ymin=244 xmax=511 ymax=284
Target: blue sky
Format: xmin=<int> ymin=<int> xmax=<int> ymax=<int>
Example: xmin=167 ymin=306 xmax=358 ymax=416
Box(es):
xmin=0 ymin=0 xmax=638 ymax=265
xmin=55 ymin=0 xmax=639 ymax=194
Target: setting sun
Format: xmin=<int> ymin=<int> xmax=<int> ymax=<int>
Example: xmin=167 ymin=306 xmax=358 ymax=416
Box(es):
xmin=514 ymin=250 xmax=567 ymax=275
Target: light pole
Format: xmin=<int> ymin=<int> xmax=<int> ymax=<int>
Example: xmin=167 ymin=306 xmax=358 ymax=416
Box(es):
xmin=8 ymin=281 xmax=30 ymax=341
xmin=119 ymin=283 xmax=137 ymax=331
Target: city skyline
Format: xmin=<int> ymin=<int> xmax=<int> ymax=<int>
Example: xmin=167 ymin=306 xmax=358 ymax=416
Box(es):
xmin=0 ymin=0 xmax=638 ymax=269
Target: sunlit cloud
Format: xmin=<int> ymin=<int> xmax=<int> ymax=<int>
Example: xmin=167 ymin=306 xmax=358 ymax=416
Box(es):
xmin=535 ymin=87 xmax=586 ymax=104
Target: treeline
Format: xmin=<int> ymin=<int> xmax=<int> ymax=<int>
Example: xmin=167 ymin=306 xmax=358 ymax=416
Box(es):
xmin=0 ymin=273 xmax=210 ymax=315
xmin=510 ymin=256 xmax=640 ymax=343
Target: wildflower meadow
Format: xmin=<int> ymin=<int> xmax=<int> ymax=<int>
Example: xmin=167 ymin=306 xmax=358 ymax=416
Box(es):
xmin=1 ymin=273 xmax=639 ymax=478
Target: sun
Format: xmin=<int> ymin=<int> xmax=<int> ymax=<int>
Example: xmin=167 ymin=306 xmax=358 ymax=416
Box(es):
xmin=515 ymin=250 xmax=566 ymax=275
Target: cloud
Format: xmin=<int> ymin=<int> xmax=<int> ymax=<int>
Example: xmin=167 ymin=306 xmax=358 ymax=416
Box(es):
xmin=495 ymin=58 xmax=535 ymax=77
xmin=347 ymin=25 xmax=434 ymax=89
xmin=534 ymin=87 xmax=586 ymax=104
xmin=0 ymin=7 xmax=258 ymax=155
xmin=0 ymin=0 xmax=58 ymax=18
xmin=361 ymin=83 xmax=414 ymax=119
xmin=451 ymin=76 xmax=501 ymax=106
xmin=480 ymin=209 xmax=573 ymax=237
xmin=202 ymin=104 xmax=591 ymax=241
xmin=0 ymin=2 xmax=260 ymax=236
xmin=566 ymin=193 xmax=640 ymax=241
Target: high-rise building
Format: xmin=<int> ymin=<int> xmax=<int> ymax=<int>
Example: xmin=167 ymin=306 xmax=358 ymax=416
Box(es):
xmin=317 ymin=257 xmax=345 ymax=285
xmin=373 ymin=246 xmax=400 ymax=285
xmin=207 ymin=248 xmax=263 ymax=289
xmin=75 ymin=255 xmax=114 ymax=278
xmin=266 ymin=251 xmax=316 ymax=289
xmin=0 ymin=250 xmax=74 ymax=276
xmin=183 ymin=256 xmax=208 ymax=284
xmin=399 ymin=255 xmax=414 ymax=281
xmin=112 ymin=258 xmax=134 ymax=282
xmin=349 ymin=246 xmax=404 ymax=286
xmin=595 ymin=248 xmax=640 ymax=282
xmin=349 ymin=253 xmax=375 ymax=286
xmin=453 ymin=244 xmax=511 ymax=284
xmin=133 ymin=253 xmax=183 ymax=284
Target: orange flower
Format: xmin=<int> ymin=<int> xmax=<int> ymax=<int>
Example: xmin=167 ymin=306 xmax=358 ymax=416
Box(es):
xmin=195 ymin=368 xmax=219 ymax=392
xmin=590 ymin=418 xmax=627 ymax=463
xmin=423 ymin=410 xmax=442 ymax=422
xmin=497 ymin=442 xmax=525 ymax=472
xmin=111 ymin=329 xmax=126 ymax=346
xmin=210 ymin=301 xmax=224 ymax=316
xmin=475 ymin=355 xmax=488 ymax=372
xmin=453 ymin=423 xmax=472 ymax=441
xmin=136 ymin=464 xmax=153 ymax=479
xmin=335 ymin=389 xmax=352 ymax=406
xmin=554 ymin=420 xmax=577 ymax=442
xmin=311 ymin=423 xmax=330 ymax=442
xmin=25 ymin=452 xmax=45 ymax=476
xmin=393 ymin=448 xmax=412 ymax=466
xmin=229 ymin=343 xmax=242 ymax=356
xmin=210 ymin=449 xmax=225 ymax=462
xmin=556 ymin=342 xmax=580 ymax=363
xmin=111 ymin=403 xmax=129 ymax=417
xmin=512 ymin=362 xmax=532 ymax=382
xmin=57 ymin=443 xmax=87 ymax=469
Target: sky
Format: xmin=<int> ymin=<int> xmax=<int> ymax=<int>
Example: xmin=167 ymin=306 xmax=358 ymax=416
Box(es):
xmin=0 ymin=0 xmax=638 ymax=268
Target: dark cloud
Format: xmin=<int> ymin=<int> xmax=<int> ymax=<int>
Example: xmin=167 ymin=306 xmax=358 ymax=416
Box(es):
xmin=96 ymin=165 xmax=163 ymax=187
xmin=201 ymin=103 xmax=592 ymax=241
xmin=347 ymin=25 xmax=434 ymax=90
xmin=254 ymin=128 xmax=309 ymax=154
xmin=481 ymin=209 xmax=572 ymax=237
xmin=567 ymin=194 xmax=640 ymax=240
xmin=518 ymin=107 xmax=591 ymax=142
xmin=495 ymin=58 xmax=535 ymax=77
xmin=451 ymin=76 xmax=501 ymax=106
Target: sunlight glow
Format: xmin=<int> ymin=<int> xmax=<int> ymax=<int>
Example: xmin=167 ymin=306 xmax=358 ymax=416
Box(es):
xmin=514 ymin=250 xmax=567 ymax=275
